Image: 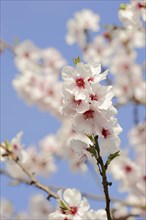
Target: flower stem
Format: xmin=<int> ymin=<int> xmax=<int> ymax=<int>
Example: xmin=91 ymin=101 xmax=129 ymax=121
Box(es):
xmin=94 ymin=136 xmax=112 ymax=220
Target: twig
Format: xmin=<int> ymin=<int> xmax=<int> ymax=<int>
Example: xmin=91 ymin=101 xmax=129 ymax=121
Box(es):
xmin=133 ymin=104 xmax=139 ymax=125
xmin=94 ymin=136 xmax=112 ymax=220
xmin=0 ymin=144 xmax=58 ymax=200
xmin=1 ymin=168 xmax=146 ymax=211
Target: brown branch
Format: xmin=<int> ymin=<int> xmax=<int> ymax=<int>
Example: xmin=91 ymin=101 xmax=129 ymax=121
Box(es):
xmin=94 ymin=136 xmax=112 ymax=220
xmin=0 ymin=144 xmax=58 ymax=200
xmin=1 ymin=168 xmax=146 ymax=211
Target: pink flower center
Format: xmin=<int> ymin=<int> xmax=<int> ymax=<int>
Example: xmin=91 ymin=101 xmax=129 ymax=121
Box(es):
xmin=30 ymin=76 xmax=37 ymax=86
xmin=123 ymin=63 xmax=130 ymax=71
xmin=143 ymin=175 xmax=146 ymax=182
xmin=48 ymin=60 xmax=55 ymax=67
xmin=76 ymin=78 xmax=85 ymax=88
xmin=47 ymin=89 xmax=54 ymax=96
xmin=13 ymin=144 xmax=18 ymax=151
xmin=123 ymin=85 xmax=128 ymax=92
xmin=90 ymin=94 xmax=98 ymax=101
xmin=73 ymin=97 xmax=82 ymax=105
xmin=124 ymin=165 xmax=133 ymax=173
xmin=32 ymin=156 xmax=36 ymax=163
xmin=24 ymin=52 xmax=30 ymax=58
xmin=88 ymin=77 xmax=94 ymax=82
xmin=137 ymin=2 xmax=145 ymax=9
xmin=41 ymin=207 xmax=49 ymax=214
xmin=103 ymin=32 xmax=112 ymax=42
xmin=96 ymin=48 xmax=102 ymax=54
xmin=102 ymin=128 xmax=110 ymax=139
xmin=83 ymin=109 xmax=94 ymax=120
xmin=70 ymin=206 xmax=78 ymax=215
xmin=40 ymin=161 xmax=47 ymax=167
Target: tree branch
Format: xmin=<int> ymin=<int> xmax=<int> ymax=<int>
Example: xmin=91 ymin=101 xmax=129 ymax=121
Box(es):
xmin=94 ymin=136 xmax=112 ymax=220
xmin=0 ymin=144 xmax=58 ymax=200
xmin=1 ymin=168 xmax=146 ymax=211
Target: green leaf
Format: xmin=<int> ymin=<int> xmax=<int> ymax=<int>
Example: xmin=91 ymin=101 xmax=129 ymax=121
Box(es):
xmin=87 ymin=145 xmax=97 ymax=157
xmin=86 ymin=134 xmax=94 ymax=143
xmin=59 ymin=200 xmax=69 ymax=211
xmin=73 ymin=57 xmax=81 ymax=65
xmin=4 ymin=140 xmax=12 ymax=152
xmin=105 ymin=150 xmax=120 ymax=169
xmin=120 ymin=3 xmax=127 ymax=10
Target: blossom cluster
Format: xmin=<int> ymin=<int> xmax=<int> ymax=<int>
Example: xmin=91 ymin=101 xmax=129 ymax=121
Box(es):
xmin=0 ymin=132 xmax=57 ymax=179
xmin=0 ymin=189 xmax=107 ymax=220
xmin=118 ymin=0 xmax=146 ymax=28
xmin=66 ymin=3 xmax=145 ymax=105
xmin=13 ymin=40 xmax=66 ymax=118
xmin=61 ymin=60 xmax=122 ymax=158
xmin=109 ymin=121 xmax=146 ymax=217
xmin=40 ymin=119 xmax=89 ymax=172
xmin=0 ymin=194 xmax=53 ymax=220
xmin=1 ymin=0 xmax=146 ymax=219
xmin=66 ymin=9 xmax=100 ymax=48
xmin=48 ymin=188 xmax=107 ymax=220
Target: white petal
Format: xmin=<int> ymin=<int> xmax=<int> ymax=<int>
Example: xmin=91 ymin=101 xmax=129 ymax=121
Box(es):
xmin=63 ymin=188 xmax=81 ymax=206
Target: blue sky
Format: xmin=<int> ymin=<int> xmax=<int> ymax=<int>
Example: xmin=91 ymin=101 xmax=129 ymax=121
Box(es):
xmin=1 ymin=0 xmax=145 ymax=216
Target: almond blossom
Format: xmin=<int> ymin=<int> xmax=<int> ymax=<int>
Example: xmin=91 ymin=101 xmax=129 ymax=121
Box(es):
xmin=0 ymin=199 xmax=14 ymax=220
xmin=38 ymin=48 xmax=66 ymax=76
xmin=14 ymin=40 xmax=66 ymax=76
xmin=13 ymin=71 xmax=63 ymax=118
xmin=61 ymin=60 xmax=122 ymax=157
xmin=66 ymin=9 xmax=100 ymax=48
xmin=48 ymin=188 xmax=107 ymax=220
xmin=109 ymin=151 xmax=140 ymax=190
xmin=83 ymin=36 xmax=112 ymax=66
xmin=1 ymin=133 xmax=57 ymax=180
xmin=14 ymin=40 xmax=40 ymax=72
xmin=129 ymin=121 xmax=146 ymax=152
xmin=12 ymin=40 xmax=66 ymax=118
xmin=0 ymin=131 xmax=26 ymax=162
xmin=1 ymin=194 xmax=53 ymax=220
xmin=118 ymin=0 xmax=146 ymax=29
xmin=109 ymin=148 xmax=146 ymax=218
xmin=29 ymin=194 xmax=53 ymax=219
xmin=1 ymin=0 xmax=146 ymax=218
xmin=39 ymin=119 xmax=88 ymax=173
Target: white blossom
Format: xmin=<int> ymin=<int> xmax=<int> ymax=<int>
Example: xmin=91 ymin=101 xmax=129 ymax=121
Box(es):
xmin=66 ymin=9 xmax=100 ymax=47
xmin=0 ymin=199 xmax=14 ymax=220
xmin=61 ymin=61 xmax=122 ymax=158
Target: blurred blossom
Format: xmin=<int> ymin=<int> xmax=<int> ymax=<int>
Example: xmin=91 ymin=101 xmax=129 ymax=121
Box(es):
xmin=0 ymin=199 xmax=14 ymax=220
xmin=66 ymin=9 xmax=100 ymax=48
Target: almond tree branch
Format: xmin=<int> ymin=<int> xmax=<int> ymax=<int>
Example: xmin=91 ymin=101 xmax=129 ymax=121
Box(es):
xmin=0 ymin=144 xmax=58 ymax=200
xmin=94 ymin=136 xmax=112 ymax=220
xmin=1 ymin=168 xmax=146 ymax=211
